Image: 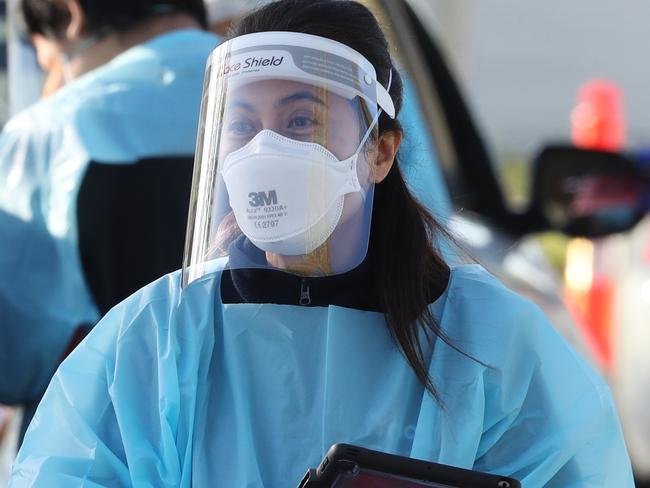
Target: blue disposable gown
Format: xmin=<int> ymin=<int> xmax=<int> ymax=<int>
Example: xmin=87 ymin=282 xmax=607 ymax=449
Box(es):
xmin=11 ymin=264 xmax=633 ymax=487
xmin=0 ymin=29 xmax=219 ymax=404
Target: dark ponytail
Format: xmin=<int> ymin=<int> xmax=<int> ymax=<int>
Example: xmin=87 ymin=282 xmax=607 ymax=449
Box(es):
xmin=229 ymin=0 xmax=461 ymax=404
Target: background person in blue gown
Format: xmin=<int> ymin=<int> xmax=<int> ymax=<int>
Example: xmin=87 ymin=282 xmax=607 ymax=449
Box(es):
xmin=0 ymin=0 xmax=218 ymax=441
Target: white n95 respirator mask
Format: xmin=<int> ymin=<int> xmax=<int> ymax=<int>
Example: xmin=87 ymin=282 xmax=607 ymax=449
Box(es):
xmin=221 ymin=129 xmax=368 ymax=256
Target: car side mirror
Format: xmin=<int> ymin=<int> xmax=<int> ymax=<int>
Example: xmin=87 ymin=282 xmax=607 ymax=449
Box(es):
xmin=528 ymin=145 xmax=650 ymax=237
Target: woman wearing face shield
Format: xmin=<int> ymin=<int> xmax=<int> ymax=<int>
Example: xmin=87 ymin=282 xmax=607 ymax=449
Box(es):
xmin=11 ymin=1 xmax=633 ymax=487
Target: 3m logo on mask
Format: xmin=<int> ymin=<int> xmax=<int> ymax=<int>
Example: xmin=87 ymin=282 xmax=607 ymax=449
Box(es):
xmin=249 ymin=190 xmax=278 ymax=207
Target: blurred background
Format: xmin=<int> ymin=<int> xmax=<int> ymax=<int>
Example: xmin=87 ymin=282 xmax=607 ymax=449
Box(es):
xmin=0 ymin=0 xmax=649 ymax=485
xmin=429 ymin=0 xmax=650 ymax=172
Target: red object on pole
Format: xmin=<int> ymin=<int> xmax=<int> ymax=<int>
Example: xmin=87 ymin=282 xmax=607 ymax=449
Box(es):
xmin=585 ymin=276 xmax=616 ymax=369
xmin=571 ymin=80 xmax=626 ymax=152
xmin=567 ymin=79 xmax=626 ymax=371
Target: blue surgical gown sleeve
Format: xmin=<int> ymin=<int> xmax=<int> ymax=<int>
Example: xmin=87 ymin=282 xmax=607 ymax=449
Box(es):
xmin=0 ymin=267 xmax=71 ymax=406
xmin=0 ymin=118 xmax=92 ymax=404
xmin=421 ymin=266 xmax=633 ymax=486
xmin=7 ymin=305 xmax=127 ymax=486
xmin=9 ymin=271 xmax=206 ymax=487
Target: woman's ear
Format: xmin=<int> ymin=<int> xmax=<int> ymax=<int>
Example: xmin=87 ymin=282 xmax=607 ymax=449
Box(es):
xmin=372 ymin=130 xmax=402 ymax=183
xmin=64 ymin=0 xmax=85 ymax=42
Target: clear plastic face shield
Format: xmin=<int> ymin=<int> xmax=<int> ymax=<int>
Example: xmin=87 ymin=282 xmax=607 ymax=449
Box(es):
xmin=182 ymin=32 xmax=395 ymax=285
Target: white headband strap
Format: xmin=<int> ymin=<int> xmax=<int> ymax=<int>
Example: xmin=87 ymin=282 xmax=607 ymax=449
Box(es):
xmin=376 ymin=67 xmax=395 ymax=119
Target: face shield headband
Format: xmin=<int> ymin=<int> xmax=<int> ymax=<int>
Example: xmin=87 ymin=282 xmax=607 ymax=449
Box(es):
xmin=208 ymin=31 xmax=396 ymax=119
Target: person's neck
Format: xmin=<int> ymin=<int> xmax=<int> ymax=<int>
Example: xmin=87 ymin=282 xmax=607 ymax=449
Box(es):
xmin=265 ymin=206 xmax=368 ymax=276
xmin=66 ymin=13 xmax=201 ymax=79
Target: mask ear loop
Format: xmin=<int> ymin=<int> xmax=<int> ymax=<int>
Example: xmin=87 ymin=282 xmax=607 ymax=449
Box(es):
xmin=352 ymin=68 xmax=394 ymax=199
xmin=355 ymin=67 xmax=393 ymax=154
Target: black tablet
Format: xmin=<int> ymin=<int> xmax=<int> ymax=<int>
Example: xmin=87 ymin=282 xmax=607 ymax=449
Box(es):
xmin=298 ymin=444 xmax=521 ymax=488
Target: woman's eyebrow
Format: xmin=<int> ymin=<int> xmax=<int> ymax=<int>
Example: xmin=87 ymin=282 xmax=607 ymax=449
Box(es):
xmin=277 ymin=91 xmax=326 ymax=107
xmin=229 ymin=100 xmax=255 ymax=112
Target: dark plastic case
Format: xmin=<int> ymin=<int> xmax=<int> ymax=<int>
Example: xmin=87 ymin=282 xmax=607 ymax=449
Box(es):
xmin=298 ymin=443 xmax=521 ymax=488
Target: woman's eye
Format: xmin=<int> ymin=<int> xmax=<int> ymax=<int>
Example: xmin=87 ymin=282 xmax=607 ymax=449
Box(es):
xmin=228 ymin=120 xmax=256 ymax=136
xmin=288 ymin=116 xmax=316 ymax=130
